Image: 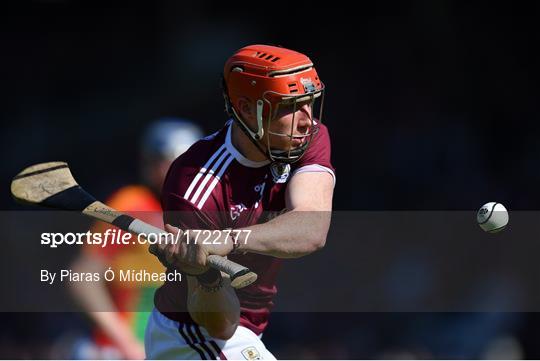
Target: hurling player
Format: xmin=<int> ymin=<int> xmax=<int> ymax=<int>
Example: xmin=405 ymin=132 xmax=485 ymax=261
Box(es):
xmin=147 ymin=45 xmax=335 ymax=359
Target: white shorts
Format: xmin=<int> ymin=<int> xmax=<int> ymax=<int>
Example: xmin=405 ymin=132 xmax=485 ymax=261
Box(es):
xmin=145 ymin=308 xmax=276 ymax=360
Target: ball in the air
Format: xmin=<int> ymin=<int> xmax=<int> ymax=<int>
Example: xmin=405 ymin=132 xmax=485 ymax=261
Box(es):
xmin=477 ymin=202 xmax=509 ymax=233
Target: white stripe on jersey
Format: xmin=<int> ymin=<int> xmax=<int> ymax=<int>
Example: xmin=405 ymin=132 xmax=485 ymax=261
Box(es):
xmin=189 ymin=150 xmax=230 ymax=205
xmin=196 ymin=154 xmax=234 ymax=209
xmin=183 ymin=144 xmax=226 ymax=200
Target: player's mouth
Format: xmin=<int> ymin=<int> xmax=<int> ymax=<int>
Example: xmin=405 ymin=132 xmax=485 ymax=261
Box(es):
xmin=291 ymin=136 xmax=306 ymax=146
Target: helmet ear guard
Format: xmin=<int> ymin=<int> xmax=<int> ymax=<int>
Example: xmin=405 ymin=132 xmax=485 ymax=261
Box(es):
xmin=222 ymin=72 xmax=265 ymax=140
xmin=222 ymin=73 xmax=272 ymax=158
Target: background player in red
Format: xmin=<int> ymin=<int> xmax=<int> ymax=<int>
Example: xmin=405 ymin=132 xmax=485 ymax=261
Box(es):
xmin=69 ymin=119 xmax=202 ymax=359
xmin=146 ymin=44 xmax=335 ymax=359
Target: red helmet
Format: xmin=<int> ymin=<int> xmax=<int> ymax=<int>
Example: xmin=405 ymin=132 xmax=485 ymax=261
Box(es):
xmin=222 ymin=44 xmax=325 ymax=163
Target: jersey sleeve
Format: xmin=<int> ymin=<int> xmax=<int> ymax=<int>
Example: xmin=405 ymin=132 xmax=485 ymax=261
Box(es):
xmin=292 ymin=123 xmax=336 ymax=184
xmin=162 ymin=193 xmax=221 ymax=230
xmin=161 ymin=156 xmax=224 ymax=230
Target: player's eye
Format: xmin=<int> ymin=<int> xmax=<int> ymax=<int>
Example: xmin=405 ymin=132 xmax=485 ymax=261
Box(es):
xmin=277 ymin=101 xmax=313 ymax=115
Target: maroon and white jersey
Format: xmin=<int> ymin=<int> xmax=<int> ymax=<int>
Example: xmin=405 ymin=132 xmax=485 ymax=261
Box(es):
xmin=156 ymin=119 xmax=335 ymax=335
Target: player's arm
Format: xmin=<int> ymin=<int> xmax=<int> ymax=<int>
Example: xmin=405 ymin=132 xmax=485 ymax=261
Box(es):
xmin=234 ymin=170 xmax=333 ymax=258
xmin=69 ymin=252 xmax=145 ymax=359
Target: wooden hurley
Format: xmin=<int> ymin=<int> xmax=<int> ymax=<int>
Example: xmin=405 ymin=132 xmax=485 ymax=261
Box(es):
xmin=11 ymin=161 xmax=257 ymax=289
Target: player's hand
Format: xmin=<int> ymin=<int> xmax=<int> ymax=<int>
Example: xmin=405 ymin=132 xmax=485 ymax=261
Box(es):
xmin=149 ymin=224 xmax=205 ymax=275
xmin=154 ymin=224 xmax=233 ymax=275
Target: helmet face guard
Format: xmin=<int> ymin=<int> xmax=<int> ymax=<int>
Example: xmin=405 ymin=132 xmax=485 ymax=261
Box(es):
xmin=261 ymin=86 xmax=325 ymax=163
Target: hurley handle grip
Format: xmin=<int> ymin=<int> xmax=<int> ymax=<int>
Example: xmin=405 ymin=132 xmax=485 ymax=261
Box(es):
xmin=126 ymin=219 xmax=257 ymax=289
xmin=206 ymin=255 xmax=257 ymax=289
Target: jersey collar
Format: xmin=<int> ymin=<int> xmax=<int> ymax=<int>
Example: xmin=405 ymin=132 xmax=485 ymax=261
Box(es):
xmin=225 ymin=120 xmax=270 ymax=168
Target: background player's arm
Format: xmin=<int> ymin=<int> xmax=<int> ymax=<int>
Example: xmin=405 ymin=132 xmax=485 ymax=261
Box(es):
xmin=69 ymin=252 xmax=145 ymax=359
xmin=235 ymin=171 xmax=333 ymax=258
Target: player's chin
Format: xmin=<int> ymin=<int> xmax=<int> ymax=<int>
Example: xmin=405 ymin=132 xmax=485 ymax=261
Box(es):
xmin=274 ymin=143 xmax=302 ymax=152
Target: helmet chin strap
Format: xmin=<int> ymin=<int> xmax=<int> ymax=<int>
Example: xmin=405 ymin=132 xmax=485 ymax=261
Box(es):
xmin=230 ymin=106 xmax=275 ymax=162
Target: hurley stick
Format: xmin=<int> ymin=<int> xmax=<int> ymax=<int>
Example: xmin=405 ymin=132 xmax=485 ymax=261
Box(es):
xmin=11 ymin=162 xmax=257 ymax=289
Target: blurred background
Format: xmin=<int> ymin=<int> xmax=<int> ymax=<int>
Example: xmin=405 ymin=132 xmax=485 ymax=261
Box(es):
xmin=2 ymin=1 xmax=540 ymax=359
